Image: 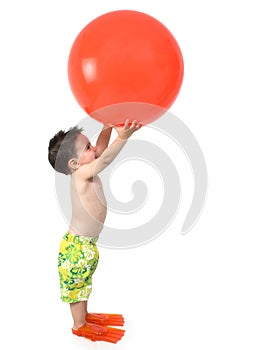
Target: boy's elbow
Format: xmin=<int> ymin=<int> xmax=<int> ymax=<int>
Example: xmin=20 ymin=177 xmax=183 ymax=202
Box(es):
xmin=100 ymin=155 xmax=111 ymax=166
xmin=94 ymin=155 xmax=111 ymax=174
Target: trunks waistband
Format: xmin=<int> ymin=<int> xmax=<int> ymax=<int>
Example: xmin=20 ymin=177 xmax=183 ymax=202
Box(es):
xmin=63 ymin=231 xmax=98 ymax=245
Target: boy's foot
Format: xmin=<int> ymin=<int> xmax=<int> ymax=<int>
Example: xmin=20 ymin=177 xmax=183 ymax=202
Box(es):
xmin=72 ymin=322 xmax=125 ymax=343
xmin=86 ymin=312 xmax=124 ymax=326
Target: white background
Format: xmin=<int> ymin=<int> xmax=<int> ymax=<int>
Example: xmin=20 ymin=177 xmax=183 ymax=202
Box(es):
xmin=1 ymin=0 xmax=263 ymax=349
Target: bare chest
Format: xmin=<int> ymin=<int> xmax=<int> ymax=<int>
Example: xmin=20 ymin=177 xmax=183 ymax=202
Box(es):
xmin=72 ymin=175 xmax=106 ymax=206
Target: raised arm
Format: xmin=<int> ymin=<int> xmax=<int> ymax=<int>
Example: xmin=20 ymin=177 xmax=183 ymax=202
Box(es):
xmin=78 ymin=120 xmax=141 ymax=180
xmin=95 ymin=125 xmax=112 ymax=157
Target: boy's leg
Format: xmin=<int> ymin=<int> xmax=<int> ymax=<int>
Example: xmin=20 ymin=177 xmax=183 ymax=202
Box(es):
xmin=70 ymin=301 xmax=88 ymax=330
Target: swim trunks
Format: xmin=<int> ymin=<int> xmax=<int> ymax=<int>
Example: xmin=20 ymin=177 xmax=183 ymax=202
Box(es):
xmin=58 ymin=232 xmax=99 ymax=303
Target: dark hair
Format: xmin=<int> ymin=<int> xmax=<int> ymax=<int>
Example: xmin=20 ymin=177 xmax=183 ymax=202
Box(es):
xmin=48 ymin=126 xmax=83 ymax=175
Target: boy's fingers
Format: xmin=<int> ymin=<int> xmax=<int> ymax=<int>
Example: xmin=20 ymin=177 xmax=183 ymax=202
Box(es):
xmin=131 ymin=120 xmax=137 ymax=128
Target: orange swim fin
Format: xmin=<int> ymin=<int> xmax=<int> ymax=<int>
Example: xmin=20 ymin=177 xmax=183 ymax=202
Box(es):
xmin=72 ymin=322 xmax=125 ymax=344
xmin=86 ymin=312 xmax=125 ymax=326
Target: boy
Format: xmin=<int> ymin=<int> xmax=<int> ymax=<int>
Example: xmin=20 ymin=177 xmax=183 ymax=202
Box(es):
xmin=48 ymin=119 xmax=141 ymax=343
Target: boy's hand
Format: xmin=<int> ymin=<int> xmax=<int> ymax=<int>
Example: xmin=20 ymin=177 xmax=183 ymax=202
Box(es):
xmin=111 ymin=119 xmax=142 ymax=140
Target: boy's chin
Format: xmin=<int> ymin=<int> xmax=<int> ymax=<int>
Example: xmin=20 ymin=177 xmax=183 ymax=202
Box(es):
xmin=81 ymin=158 xmax=95 ymax=165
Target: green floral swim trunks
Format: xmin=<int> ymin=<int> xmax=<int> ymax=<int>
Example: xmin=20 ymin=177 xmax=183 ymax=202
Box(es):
xmin=58 ymin=232 xmax=99 ymax=303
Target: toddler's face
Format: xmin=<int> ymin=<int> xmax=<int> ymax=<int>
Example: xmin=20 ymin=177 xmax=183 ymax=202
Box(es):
xmin=75 ymin=133 xmax=96 ymax=165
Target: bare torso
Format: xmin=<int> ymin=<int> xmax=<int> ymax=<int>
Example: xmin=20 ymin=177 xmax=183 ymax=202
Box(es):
xmin=69 ymin=174 xmax=107 ymax=237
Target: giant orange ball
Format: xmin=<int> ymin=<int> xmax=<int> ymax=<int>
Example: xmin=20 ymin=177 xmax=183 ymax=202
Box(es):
xmin=68 ymin=10 xmax=184 ymax=125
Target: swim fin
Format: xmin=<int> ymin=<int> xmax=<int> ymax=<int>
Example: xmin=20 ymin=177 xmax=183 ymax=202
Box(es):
xmin=72 ymin=322 xmax=125 ymax=343
xmin=86 ymin=312 xmax=125 ymax=326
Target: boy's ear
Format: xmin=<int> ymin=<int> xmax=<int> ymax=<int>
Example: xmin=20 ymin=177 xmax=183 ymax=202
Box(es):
xmin=68 ymin=158 xmax=79 ymax=172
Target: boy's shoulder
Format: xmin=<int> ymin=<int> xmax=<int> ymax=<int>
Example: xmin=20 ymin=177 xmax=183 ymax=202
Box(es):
xmin=71 ymin=166 xmax=94 ymax=183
